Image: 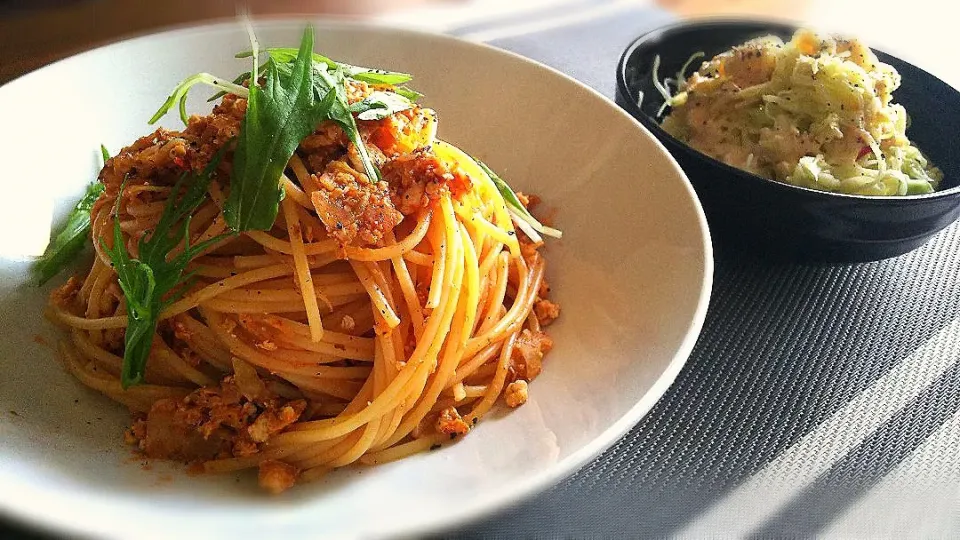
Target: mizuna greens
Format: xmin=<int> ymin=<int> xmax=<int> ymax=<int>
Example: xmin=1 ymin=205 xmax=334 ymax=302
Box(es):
xmin=225 ymin=25 xmax=340 ymax=231
xmin=476 ymin=160 xmax=562 ymax=243
xmin=32 ymin=145 xmax=110 ymax=285
xmin=102 ymin=152 xmax=230 ymax=388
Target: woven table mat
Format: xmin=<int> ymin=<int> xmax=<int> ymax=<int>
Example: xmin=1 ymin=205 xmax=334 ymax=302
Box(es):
xmin=447 ymin=4 xmax=960 ymax=538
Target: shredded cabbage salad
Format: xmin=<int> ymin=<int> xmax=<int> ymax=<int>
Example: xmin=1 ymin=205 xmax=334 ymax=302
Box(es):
xmin=657 ymin=30 xmax=942 ymax=196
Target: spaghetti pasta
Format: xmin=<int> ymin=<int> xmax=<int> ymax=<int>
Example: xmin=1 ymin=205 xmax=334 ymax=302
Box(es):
xmin=44 ymin=36 xmax=560 ymax=494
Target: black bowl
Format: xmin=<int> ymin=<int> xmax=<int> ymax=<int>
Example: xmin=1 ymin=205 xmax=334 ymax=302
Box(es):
xmin=615 ymin=19 xmax=960 ymax=262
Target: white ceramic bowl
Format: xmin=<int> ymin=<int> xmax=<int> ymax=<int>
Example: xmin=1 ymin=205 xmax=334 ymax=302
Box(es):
xmin=0 ymin=19 xmax=712 ymax=540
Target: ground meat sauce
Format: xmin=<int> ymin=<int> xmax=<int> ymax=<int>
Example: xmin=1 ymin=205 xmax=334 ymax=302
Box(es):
xmin=129 ymin=371 xmax=307 ymax=491
xmin=79 ymin=80 xmax=561 ymax=493
xmin=311 ymin=159 xmax=403 ymax=247
xmin=509 ymin=329 xmax=554 ymax=382
xmin=98 ymin=94 xmax=246 ymax=197
xmin=381 ymin=147 xmax=473 ymax=216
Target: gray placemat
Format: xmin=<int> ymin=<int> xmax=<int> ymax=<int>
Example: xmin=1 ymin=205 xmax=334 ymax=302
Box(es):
xmin=444 ymin=5 xmax=960 ymax=538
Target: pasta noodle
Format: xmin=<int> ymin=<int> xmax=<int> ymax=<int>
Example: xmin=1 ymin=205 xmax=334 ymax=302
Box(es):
xmin=43 ymin=39 xmax=560 ymax=494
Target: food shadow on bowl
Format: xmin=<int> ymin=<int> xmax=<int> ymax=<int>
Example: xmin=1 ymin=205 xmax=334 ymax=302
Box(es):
xmin=615 ymin=19 xmax=960 ymax=263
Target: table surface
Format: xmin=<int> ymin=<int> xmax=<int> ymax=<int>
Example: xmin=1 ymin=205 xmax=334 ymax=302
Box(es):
xmin=3 ymin=1 xmax=960 ymax=538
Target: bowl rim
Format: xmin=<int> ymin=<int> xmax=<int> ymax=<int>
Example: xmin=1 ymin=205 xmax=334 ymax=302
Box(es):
xmin=0 ymin=16 xmax=716 ymax=540
xmin=615 ymin=17 xmax=960 ymax=203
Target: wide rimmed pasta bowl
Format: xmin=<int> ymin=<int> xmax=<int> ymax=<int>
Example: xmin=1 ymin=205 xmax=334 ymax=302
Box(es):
xmin=0 ymin=18 xmax=711 ymax=540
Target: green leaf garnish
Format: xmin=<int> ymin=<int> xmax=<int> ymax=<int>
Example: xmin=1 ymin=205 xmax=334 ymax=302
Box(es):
xmin=206 ymin=71 xmax=257 ymax=103
xmin=103 ymin=150 xmax=231 ymax=388
xmin=264 ymin=49 xmax=386 ymax=181
xmin=223 ymin=25 xmax=347 ymax=231
xmin=349 ymin=70 xmax=413 ymax=86
xmin=349 ymin=90 xmax=414 ymax=121
xmin=476 ymin=159 xmax=562 ymax=241
xmin=150 ymin=73 xmax=250 ymax=125
xmin=33 ymin=147 xmax=110 ymax=285
xmin=237 ymin=48 xmax=414 ymax=86
xmin=393 ymin=86 xmax=423 ymax=102
xmin=33 ymin=181 xmax=105 ymax=286
xmin=315 ymin=65 xmax=381 ymax=182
